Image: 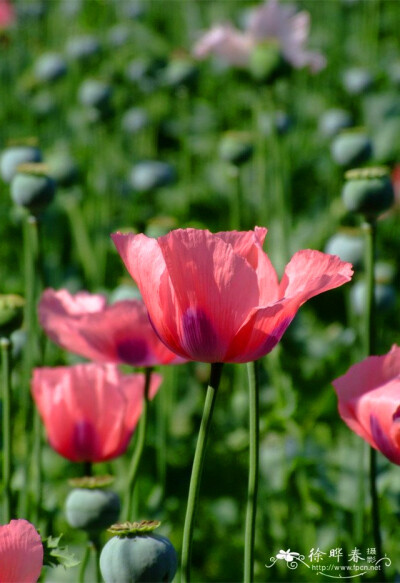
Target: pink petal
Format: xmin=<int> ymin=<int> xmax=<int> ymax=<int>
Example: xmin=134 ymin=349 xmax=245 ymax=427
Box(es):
xmin=193 ymin=23 xmax=253 ymax=67
xmin=158 ymin=229 xmax=261 ymax=362
xmin=279 ymin=250 xmax=353 ymax=303
xmin=216 ymin=227 xmax=279 ymax=305
xmin=0 ymin=0 xmax=15 ymax=29
xmin=0 ymin=519 xmax=43 ymax=583
xmin=32 ymin=364 xmax=156 ymax=462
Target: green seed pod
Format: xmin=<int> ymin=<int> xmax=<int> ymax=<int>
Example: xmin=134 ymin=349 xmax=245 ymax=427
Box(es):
xmin=78 ymin=79 xmax=112 ymax=111
xmin=129 ymin=161 xmax=175 ymax=192
xmin=342 ymin=67 xmax=373 ymax=95
xmin=219 ymin=131 xmax=253 ymax=166
xmin=324 ymin=229 xmax=364 ymax=269
xmin=11 ymin=163 xmax=56 ymax=213
xmin=163 ymin=57 xmax=198 ymax=89
xmin=47 ymin=150 xmax=79 ymax=188
xmin=100 ymin=521 xmax=177 ymax=583
xmin=249 ymin=40 xmax=288 ymax=83
xmin=65 ymin=486 xmax=120 ymax=533
xmin=319 ymin=108 xmax=353 ymax=138
xmin=34 ymin=53 xmax=67 ymax=83
xmin=350 ymin=280 xmax=396 ymax=315
xmin=1 ymin=141 xmax=42 ymax=183
xmin=331 ymin=129 xmax=372 ymax=167
xmin=341 ymin=167 xmax=394 ymax=218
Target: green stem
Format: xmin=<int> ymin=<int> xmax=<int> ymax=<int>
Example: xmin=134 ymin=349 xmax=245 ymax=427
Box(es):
xmin=91 ymin=534 xmax=102 ymax=583
xmin=78 ymin=543 xmax=91 ymax=583
xmin=244 ymin=360 xmax=260 ymax=583
xmin=20 ymin=215 xmax=40 ymax=519
xmin=1 ymin=338 xmax=12 ymax=523
xmin=181 ymin=362 xmax=223 ymax=583
xmin=31 ymin=409 xmax=42 ymax=525
xmin=123 ymin=367 xmax=153 ymax=520
xmin=228 ymin=165 xmax=242 ymax=230
xmin=363 ymin=220 xmax=384 ymax=570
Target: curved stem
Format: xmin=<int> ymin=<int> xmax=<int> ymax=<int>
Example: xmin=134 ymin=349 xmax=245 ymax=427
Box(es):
xmin=123 ymin=367 xmax=153 ymax=520
xmin=1 ymin=338 xmax=12 ymax=523
xmin=244 ymin=360 xmax=260 ymax=583
xmin=363 ymin=220 xmax=384 ymax=572
xmin=181 ymin=362 xmax=223 ymax=583
xmin=78 ymin=543 xmax=91 ymax=583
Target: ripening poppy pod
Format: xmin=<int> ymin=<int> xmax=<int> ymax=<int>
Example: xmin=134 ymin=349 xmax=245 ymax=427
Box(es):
xmin=111 ymin=227 xmax=353 ymax=364
xmin=38 ymin=289 xmax=184 ymax=366
xmin=0 ymin=519 xmax=43 ymax=583
xmin=31 ymin=363 xmax=162 ymax=463
xmin=332 ymin=345 xmax=400 ymax=464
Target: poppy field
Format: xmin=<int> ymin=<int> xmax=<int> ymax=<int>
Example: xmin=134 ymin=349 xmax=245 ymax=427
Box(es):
xmin=1 ymin=0 xmax=400 ymax=582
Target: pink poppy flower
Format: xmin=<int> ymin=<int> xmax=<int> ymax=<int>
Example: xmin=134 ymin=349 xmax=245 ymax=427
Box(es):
xmin=0 ymin=519 xmax=43 ymax=583
xmin=38 ymin=289 xmax=183 ymax=366
xmin=0 ymin=0 xmax=15 ymax=30
xmin=333 ymin=345 xmax=400 ymax=465
xmin=193 ymin=0 xmax=326 ymax=73
xmin=32 ymin=363 xmax=162 ymax=462
xmin=111 ymin=227 xmax=353 ymax=364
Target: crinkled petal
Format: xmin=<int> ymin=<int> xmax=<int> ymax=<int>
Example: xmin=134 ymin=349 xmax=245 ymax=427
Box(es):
xmin=0 ymin=519 xmax=43 ymax=583
xmin=279 ymin=250 xmax=353 ymax=303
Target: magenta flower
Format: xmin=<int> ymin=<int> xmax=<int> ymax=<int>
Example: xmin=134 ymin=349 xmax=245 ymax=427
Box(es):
xmin=333 ymin=345 xmax=400 ymax=465
xmin=0 ymin=519 xmax=43 ymax=583
xmin=32 ymin=363 xmax=162 ymax=462
xmin=39 ymin=289 xmax=184 ymax=366
xmin=111 ymin=227 xmax=352 ymax=363
xmin=193 ymin=0 xmax=326 ymax=73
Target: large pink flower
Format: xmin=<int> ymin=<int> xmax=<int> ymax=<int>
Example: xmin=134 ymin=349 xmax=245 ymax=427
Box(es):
xmin=32 ymin=363 xmax=162 ymax=462
xmin=39 ymin=289 xmax=183 ymax=366
xmin=333 ymin=345 xmax=400 ymax=465
xmin=111 ymin=227 xmax=352 ymax=364
xmin=193 ymin=0 xmax=326 ymax=73
xmin=0 ymin=519 xmax=43 ymax=583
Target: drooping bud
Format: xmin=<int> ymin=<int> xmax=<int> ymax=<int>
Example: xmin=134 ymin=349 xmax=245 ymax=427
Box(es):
xmin=1 ymin=138 xmax=42 ymax=183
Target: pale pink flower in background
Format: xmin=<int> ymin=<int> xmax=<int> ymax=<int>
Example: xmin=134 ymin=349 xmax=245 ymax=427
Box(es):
xmin=39 ymin=289 xmax=184 ymax=366
xmin=0 ymin=519 xmax=43 ymax=583
xmin=193 ymin=0 xmax=326 ymax=73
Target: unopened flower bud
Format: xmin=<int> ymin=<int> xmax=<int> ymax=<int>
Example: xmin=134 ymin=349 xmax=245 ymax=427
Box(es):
xmin=342 ymin=166 xmax=394 ymax=218
xmin=66 ymin=34 xmax=100 ymax=62
xmin=331 ymin=128 xmax=372 ymax=167
xmin=11 ymin=163 xmax=56 ymax=213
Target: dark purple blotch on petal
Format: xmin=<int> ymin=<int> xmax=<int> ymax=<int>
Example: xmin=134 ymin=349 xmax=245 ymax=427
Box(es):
xmin=117 ymin=337 xmax=149 ymax=365
xmin=73 ymin=420 xmax=98 ymax=461
xmin=181 ymin=308 xmax=220 ymax=362
xmin=370 ymin=414 xmax=398 ymax=464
